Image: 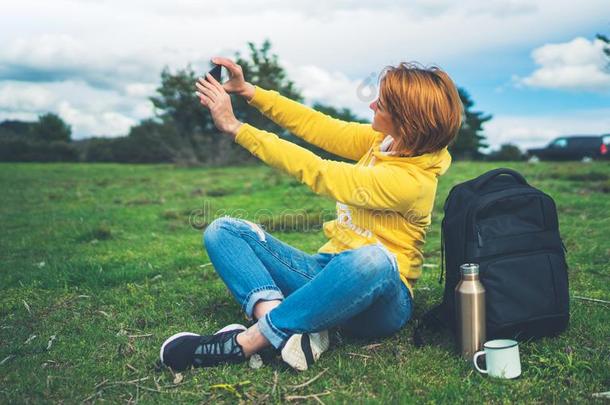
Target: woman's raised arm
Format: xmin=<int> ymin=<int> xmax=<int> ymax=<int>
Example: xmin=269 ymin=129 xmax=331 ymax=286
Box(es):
xmin=213 ymin=57 xmax=381 ymax=162
xmin=246 ymin=86 xmax=381 ymax=161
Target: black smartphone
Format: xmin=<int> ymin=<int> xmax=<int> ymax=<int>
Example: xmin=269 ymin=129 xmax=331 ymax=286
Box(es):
xmin=208 ymin=64 xmax=222 ymax=83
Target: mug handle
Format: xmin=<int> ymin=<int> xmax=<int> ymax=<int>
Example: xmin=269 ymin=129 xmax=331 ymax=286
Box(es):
xmin=473 ymin=351 xmax=487 ymax=373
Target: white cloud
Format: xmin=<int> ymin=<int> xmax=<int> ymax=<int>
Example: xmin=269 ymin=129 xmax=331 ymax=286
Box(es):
xmin=4 ymin=34 xmax=86 ymax=71
xmin=0 ymin=80 xmax=154 ymax=138
xmin=0 ymin=33 xmax=182 ymax=89
xmin=58 ymin=101 xmax=136 ymax=138
xmin=284 ymin=61 xmax=376 ymax=120
xmin=518 ymin=37 xmax=610 ymax=92
xmin=125 ymin=83 xmax=158 ymax=98
xmin=2 ymin=0 xmax=607 ymax=82
xmin=484 ymin=109 xmax=610 ymax=151
xmin=0 ymin=82 xmax=57 ymax=112
xmin=0 ymin=0 xmax=608 ymax=137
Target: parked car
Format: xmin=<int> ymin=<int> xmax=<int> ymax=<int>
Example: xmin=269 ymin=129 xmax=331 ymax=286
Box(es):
xmin=527 ymin=135 xmax=610 ymax=161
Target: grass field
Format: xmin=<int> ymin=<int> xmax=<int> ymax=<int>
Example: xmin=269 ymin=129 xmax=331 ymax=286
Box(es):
xmin=1 ymin=161 xmax=609 ymax=403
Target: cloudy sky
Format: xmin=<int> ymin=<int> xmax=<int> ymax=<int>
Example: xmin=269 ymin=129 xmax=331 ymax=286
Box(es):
xmin=1 ymin=0 xmax=609 ymax=150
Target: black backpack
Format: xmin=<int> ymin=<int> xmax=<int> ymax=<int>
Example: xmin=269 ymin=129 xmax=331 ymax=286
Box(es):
xmin=415 ymin=168 xmax=569 ymax=345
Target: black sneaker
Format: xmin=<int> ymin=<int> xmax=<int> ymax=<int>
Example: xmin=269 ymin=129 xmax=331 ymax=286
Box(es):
xmin=160 ymin=327 xmax=247 ymax=371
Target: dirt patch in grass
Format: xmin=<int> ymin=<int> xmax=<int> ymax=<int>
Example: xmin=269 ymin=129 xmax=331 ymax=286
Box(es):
xmin=263 ymin=171 xmax=287 ymax=187
xmin=190 ymin=188 xmax=205 ymax=196
xmin=125 ymin=196 xmax=165 ymax=205
xmin=546 ymin=171 xmax=609 ymax=182
xmin=95 ymin=179 xmax=111 ymax=187
xmin=206 ymin=188 xmax=233 ymax=197
xmin=79 ymin=223 xmax=113 ymax=242
xmin=575 ymin=179 xmax=610 ymax=194
xmin=182 ymin=203 xmax=219 ymax=230
xmin=161 ymin=209 xmax=180 ymax=220
xmin=166 ymin=220 xmax=187 ymax=232
xmin=543 ymin=171 xmax=610 ymax=194
xmin=565 ymin=172 xmax=608 ymax=182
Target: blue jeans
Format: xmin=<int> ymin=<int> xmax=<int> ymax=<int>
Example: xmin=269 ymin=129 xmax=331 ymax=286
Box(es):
xmin=203 ymin=216 xmax=413 ymax=349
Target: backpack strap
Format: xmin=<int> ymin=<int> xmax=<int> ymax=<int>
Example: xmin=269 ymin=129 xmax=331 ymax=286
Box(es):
xmin=439 ymin=220 xmax=445 ymax=284
xmin=471 ymin=168 xmax=528 ymax=191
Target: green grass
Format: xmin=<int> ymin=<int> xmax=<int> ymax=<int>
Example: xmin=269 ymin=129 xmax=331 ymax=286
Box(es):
xmin=1 ymin=161 xmax=608 ymax=403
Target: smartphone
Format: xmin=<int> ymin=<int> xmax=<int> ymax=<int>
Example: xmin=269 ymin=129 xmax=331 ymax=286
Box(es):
xmin=208 ymin=64 xmax=222 ymax=83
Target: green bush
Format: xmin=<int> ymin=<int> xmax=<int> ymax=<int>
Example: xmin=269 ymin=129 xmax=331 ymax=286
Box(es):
xmin=0 ymin=136 xmax=78 ymax=162
xmin=487 ymin=143 xmax=525 ymax=161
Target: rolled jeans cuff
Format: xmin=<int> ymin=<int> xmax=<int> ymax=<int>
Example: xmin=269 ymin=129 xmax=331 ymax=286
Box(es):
xmin=257 ymin=311 xmax=290 ymax=349
xmin=243 ymin=286 xmax=284 ymax=321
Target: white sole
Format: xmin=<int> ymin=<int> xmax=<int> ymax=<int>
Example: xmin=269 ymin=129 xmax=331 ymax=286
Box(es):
xmin=215 ymin=323 xmax=247 ymax=334
xmin=281 ymin=330 xmax=330 ymax=371
xmin=159 ymin=324 xmax=247 ymax=364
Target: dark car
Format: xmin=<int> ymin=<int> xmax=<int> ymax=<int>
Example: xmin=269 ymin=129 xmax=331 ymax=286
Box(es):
xmin=527 ymin=135 xmax=610 ymax=161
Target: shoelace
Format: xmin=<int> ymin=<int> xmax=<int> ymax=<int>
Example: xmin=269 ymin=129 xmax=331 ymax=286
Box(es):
xmin=195 ymin=332 xmax=244 ymax=360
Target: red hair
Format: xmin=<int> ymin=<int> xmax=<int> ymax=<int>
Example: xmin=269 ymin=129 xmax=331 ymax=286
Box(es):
xmin=379 ymin=62 xmax=462 ymax=156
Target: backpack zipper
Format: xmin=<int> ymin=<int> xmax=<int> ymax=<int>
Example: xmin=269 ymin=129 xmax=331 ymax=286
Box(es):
xmin=475 ymin=192 xmax=557 ymax=249
xmin=463 ymin=187 xmax=542 ymax=258
xmin=477 ymin=227 xmax=484 ymax=248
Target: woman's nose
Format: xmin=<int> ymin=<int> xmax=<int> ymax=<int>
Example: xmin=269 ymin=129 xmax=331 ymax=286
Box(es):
xmin=369 ymin=100 xmax=376 ymax=111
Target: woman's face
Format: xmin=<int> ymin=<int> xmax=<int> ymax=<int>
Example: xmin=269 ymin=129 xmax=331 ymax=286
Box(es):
xmin=369 ymin=94 xmax=396 ymax=136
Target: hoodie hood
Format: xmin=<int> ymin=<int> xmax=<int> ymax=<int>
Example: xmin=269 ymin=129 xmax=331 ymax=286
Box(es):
xmin=369 ymin=135 xmax=452 ymax=176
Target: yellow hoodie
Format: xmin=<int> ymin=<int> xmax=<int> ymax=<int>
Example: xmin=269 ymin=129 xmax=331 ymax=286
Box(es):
xmin=234 ymin=85 xmax=452 ymax=296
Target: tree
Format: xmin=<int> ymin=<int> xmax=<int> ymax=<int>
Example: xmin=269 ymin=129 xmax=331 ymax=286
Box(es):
xmin=123 ymin=119 xmax=191 ymax=163
xmin=596 ymin=32 xmax=610 ymax=67
xmin=150 ymin=66 xmax=215 ymax=137
xmin=232 ymin=39 xmax=304 ymax=134
xmin=487 ymin=143 xmax=524 ymax=161
xmin=450 ymin=88 xmax=491 ymax=160
xmin=147 ymin=40 xmax=307 ymax=164
xmin=33 ymin=113 xmax=71 ymax=142
xmin=0 ymin=114 xmax=77 ymax=162
xmin=149 ymin=66 xmax=225 ymax=164
xmin=149 ymin=39 xmax=305 ymax=139
xmin=82 ymin=120 xmax=190 ymax=163
xmin=0 ymin=120 xmax=35 ymax=137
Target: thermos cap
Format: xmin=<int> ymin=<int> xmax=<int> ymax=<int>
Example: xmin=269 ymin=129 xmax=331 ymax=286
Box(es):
xmin=460 ymin=263 xmax=479 ymax=275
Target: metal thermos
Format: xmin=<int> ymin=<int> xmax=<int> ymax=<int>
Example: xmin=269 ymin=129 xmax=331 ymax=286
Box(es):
xmin=455 ymin=263 xmax=486 ymax=359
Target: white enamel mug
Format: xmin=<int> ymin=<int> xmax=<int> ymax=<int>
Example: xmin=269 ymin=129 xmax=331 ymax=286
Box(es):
xmin=473 ymin=339 xmax=522 ymax=379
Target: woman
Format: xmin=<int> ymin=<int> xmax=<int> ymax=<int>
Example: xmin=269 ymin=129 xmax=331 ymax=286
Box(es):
xmin=160 ymin=57 xmax=462 ymax=372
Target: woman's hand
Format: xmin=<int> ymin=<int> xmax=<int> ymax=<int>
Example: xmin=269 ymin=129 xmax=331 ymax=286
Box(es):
xmin=211 ymin=57 xmax=255 ymax=101
xmin=195 ymin=73 xmax=243 ymax=138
